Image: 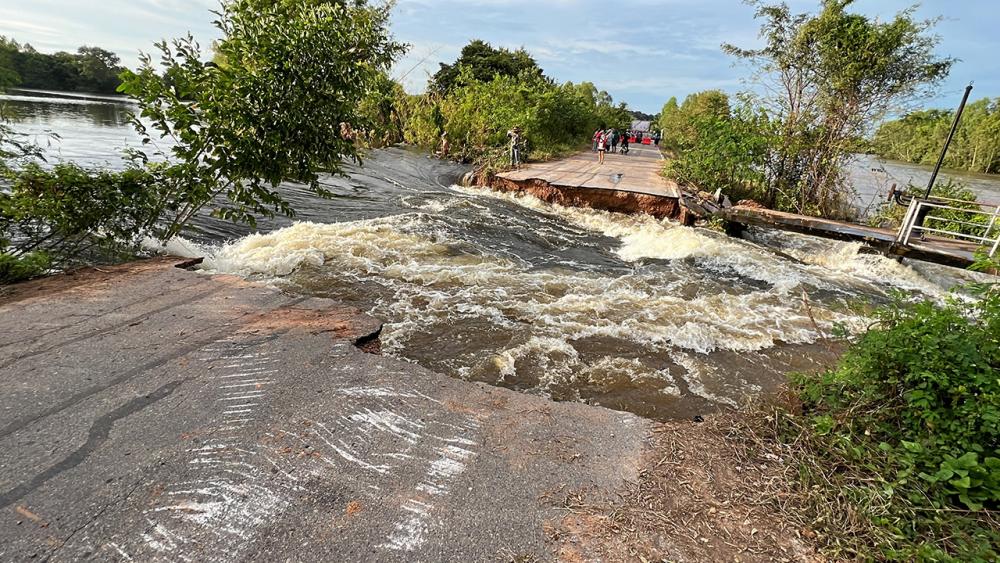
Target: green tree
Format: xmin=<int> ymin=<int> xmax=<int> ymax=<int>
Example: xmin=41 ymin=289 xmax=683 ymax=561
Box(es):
xmin=873 ymin=98 xmax=1000 ymax=174
xmin=74 ymin=46 xmax=124 ymax=93
xmin=0 ymin=36 xmax=22 ymax=90
xmin=0 ymin=35 xmax=127 ymax=94
xmin=358 ymin=73 xmax=410 ymax=147
xmin=666 ymin=105 xmax=772 ymax=200
xmin=119 ymin=0 xmax=406 ymax=238
xmin=657 ymin=96 xmax=681 ymax=150
xmin=431 ymin=40 xmax=543 ymax=95
xmin=721 ymin=0 xmax=953 ymax=216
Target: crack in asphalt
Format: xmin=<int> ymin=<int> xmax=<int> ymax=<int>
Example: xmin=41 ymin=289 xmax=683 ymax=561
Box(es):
xmin=0 ymin=378 xmax=191 ymax=511
xmin=41 ymin=477 xmax=146 ymax=562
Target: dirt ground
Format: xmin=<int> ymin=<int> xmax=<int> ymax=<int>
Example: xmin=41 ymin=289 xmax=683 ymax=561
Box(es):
xmin=548 ymin=415 xmax=823 ymax=563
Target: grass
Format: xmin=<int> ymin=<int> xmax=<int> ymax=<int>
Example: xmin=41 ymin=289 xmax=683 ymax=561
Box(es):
xmin=724 ymin=400 xmax=1000 ymax=561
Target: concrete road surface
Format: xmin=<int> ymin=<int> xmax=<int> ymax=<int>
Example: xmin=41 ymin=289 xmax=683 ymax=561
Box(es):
xmin=498 ymin=144 xmax=680 ymax=198
xmin=0 ymin=258 xmax=649 ymax=562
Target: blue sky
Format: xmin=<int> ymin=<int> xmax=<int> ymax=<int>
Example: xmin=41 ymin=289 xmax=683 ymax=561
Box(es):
xmin=1 ymin=0 xmax=996 ymax=114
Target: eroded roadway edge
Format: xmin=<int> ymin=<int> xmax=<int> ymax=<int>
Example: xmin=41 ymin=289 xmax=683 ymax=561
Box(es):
xmin=0 ymin=258 xmax=649 ymax=562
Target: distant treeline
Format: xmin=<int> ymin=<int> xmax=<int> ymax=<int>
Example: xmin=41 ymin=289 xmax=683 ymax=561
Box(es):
xmin=0 ymin=36 xmax=126 ymax=95
xmin=872 ymin=97 xmax=1000 ymax=175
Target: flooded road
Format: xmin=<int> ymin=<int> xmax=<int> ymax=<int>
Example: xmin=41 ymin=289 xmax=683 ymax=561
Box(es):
xmin=4 ymin=89 xmax=994 ymax=420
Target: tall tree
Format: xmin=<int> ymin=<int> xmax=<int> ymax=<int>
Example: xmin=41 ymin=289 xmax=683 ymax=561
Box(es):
xmin=431 ymin=40 xmax=543 ymax=94
xmin=74 ymin=46 xmax=124 ymax=93
xmin=873 ymin=98 xmax=1000 ymax=174
xmin=0 ymin=37 xmax=22 ymax=90
xmin=723 ymin=0 xmax=952 ymax=215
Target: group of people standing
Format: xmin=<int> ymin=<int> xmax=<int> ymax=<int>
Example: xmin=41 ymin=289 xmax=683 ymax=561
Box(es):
xmin=592 ymin=128 xmax=631 ymax=164
xmin=592 ymin=128 xmax=663 ymax=164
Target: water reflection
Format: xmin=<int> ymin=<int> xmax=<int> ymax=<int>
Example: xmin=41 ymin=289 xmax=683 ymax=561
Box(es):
xmin=850 ymin=153 xmax=1000 ymax=210
xmin=1 ymin=88 xmax=142 ymax=167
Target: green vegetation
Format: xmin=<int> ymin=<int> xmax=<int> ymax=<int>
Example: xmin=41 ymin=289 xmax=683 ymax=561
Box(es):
xmin=660 ymin=0 xmax=952 ymax=218
xmin=1 ymin=0 xmax=404 ymax=284
xmin=430 ymin=40 xmax=542 ymax=95
xmin=0 ymin=36 xmax=125 ymax=94
xmin=397 ymin=40 xmax=633 ymax=174
xmin=768 ymin=288 xmax=1000 ymax=561
xmin=119 ymin=0 xmax=404 ymax=239
xmin=869 ymin=179 xmax=997 ymax=243
xmin=0 ymin=163 xmax=159 ymax=280
xmin=658 ymin=91 xmax=773 ymax=201
xmin=873 ymin=98 xmax=1000 ymax=175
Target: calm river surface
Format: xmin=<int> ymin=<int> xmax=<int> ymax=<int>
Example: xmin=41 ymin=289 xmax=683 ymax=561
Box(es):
xmin=5 ymin=89 xmax=996 ymax=420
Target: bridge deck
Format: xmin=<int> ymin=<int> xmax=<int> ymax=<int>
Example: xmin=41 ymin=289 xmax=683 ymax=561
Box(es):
xmin=720 ymin=206 xmax=983 ymax=268
xmin=498 ymin=144 xmax=681 ymax=198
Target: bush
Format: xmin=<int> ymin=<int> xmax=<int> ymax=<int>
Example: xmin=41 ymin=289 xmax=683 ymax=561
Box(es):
xmin=0 ymin=250 xmax=50 ymax=284
xmin=788 ymin=290 xmax=1000 ymax=559
xmin=399 ymin=43 xmax=634 ymax=173
xmin=1 ymin=163 xmax=161 ymax=274
xmin=663 ymin=103 xmax=773 ymax=203
xmin=441 ymin=71 xmax=590 ymax=164
xmin=119 ymin=0 xmax=405 ymax=239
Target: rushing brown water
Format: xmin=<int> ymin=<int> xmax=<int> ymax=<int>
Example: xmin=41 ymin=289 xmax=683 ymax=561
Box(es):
xmin=179 ymin=171 xmax=987 ymax=421
xmin=6 ymin=89 xmax=995 ymax=420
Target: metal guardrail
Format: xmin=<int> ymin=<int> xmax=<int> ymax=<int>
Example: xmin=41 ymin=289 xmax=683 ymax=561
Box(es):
xmin=896 ymin=196 xmax=1000 ymax=257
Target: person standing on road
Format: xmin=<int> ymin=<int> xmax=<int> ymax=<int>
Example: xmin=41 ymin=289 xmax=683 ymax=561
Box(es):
xmin=596 ymin=131 xmax=607 ymax=165
xmin=610 ymin=129 xmax=619 ymax=154
xmin=619 ymin=132 xmax=629 ymax=155
xmin=592 ymin=128 xmax=602 ymax=152
xmin=508 ymin=126 xmax=522 ymax=168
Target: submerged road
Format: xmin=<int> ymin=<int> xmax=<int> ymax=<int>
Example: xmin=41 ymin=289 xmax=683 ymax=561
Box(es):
xmin=0 ymin=258 xmax=648 ymax=561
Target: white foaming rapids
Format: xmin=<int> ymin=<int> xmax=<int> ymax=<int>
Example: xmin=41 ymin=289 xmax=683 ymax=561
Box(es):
xmin=193 ymin=189 xmax=963 ymax=407
xmin=197 ymin=216 xmax=856 ymax=355
xmin=452 ymin=185 xmax=811 ymax=292
xmin=141 ymin=236 xmax=208 ymax=260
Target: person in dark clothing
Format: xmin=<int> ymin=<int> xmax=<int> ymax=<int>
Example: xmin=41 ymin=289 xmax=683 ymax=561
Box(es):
xmin=507 ymin=126 xmax=522 ymax=168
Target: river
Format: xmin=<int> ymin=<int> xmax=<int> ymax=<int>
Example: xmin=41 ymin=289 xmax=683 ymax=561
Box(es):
xmin=4 ymin=89 xmax=996 ymax=420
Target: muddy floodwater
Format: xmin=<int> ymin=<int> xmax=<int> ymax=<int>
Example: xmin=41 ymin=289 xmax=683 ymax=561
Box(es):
xmin=6 ymin=89 xmax=996 ymax=420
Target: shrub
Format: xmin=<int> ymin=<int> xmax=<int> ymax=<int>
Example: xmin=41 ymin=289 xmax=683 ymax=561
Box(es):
xmin=0 ymin=250 xmax=50 ymax=284
xmin=119 ymin=0 xmax=405 ymax=239
xmin=663 ymin=103 xmax=773 ymax=203
xmin=788 ymin=289 xmax=1000 ymax=559
xmin=1 ymin=163 xmax=161 ymax=273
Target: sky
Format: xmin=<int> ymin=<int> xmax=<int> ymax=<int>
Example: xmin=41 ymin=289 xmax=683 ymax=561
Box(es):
xmin=1 ymin=0 xmax=997 ymax=114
